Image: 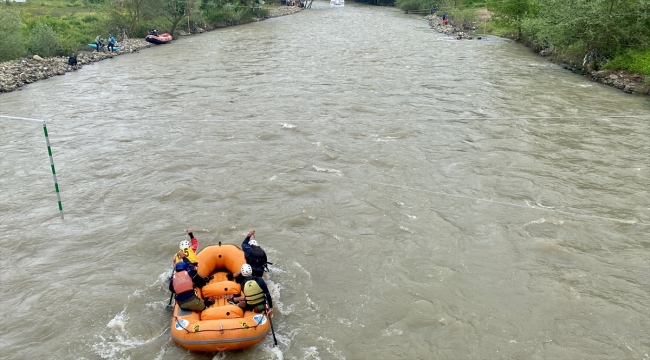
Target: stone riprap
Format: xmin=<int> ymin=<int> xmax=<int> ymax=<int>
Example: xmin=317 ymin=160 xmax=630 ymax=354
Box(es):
xmin=0 ymin=39 xmax=151 ymax=93
xmin=0 ymin=7 xmax=303 ymax=94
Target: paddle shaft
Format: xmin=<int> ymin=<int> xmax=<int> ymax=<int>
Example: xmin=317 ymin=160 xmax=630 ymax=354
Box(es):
xmin=168 ymin=269 xmax=176 ymax=306
xmin=267 ymin=308 xmax=278 ymax=346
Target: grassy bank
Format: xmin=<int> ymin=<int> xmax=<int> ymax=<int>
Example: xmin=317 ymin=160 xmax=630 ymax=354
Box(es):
xmin=0 ymin=0 xmax=283 ymax=62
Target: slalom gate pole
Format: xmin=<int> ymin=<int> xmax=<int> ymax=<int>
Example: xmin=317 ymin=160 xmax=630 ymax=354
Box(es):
xmin=43 ymin=121 xmax=64 ymax=220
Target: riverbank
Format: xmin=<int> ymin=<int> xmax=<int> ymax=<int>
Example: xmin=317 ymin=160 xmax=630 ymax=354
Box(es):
xmin=0 ymin=6 xmax=303 ymax=94
xmin=424 ymin=13 xmax=649 ymax=95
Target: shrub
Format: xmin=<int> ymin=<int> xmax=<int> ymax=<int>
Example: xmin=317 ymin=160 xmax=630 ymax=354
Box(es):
xmin=82 ymin=14 xmax=99 ymax=22
xmin=204 ymin=9 xmax=236 ymax=26
xmin=603 ymin=49 xmax=650 ymax=76
xmin=395 ymin=0 xmax=420 ymax=12
xmin=0 ymin=10 xmax=27 ymax=61
xmin=28 ymin=24 xmax=65 ymax=57
xmin=447 ymin=7 xmax=476 ymax=29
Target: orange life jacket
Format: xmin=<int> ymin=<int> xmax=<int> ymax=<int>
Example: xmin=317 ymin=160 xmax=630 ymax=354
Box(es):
xmin=172 ymin=271 xmax=194 ymax=294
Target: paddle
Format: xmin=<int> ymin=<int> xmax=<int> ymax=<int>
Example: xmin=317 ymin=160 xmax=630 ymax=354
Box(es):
xmin=266 ymin=307 xmax=278 ymax=346
xmin=166 ymin=268 xmax=176 ymax=310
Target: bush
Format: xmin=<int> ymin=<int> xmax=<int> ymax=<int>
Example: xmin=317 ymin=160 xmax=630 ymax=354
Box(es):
xmin=28 ymin=24 xmax=65 ymax=57
xmin=0 ymin=10 xmax=27 ymax=61
xmin=82 ymin=14 xmax=99 ymax=22
xmin=204 ymin=9 xmax=236 ymax=26
xmin=395 ymin=0 xmax=420 ymax=12
xmin=603 ymin=49 xmax=650 ymax=76
xmin=447 ymin=7 xmax=476 ymax=29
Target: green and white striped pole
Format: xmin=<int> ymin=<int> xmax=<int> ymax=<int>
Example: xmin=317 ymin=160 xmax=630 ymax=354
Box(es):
xmin=43 ymin=121 xmax=64 ymax=220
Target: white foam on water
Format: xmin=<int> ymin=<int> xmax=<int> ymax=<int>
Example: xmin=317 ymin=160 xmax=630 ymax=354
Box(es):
xmin=303 ymin=346 xmax=321 ymax=360
xmin=107 ymin=310 xmax=128 ymax=333
xmin=91 ymin=309 xmax=165 ymax=359
xmin=381 ymin=327 xmax=403 ymax=336
xmin=523 ymin=218 xmax=546 ymax=227
xmin=535 ymin=200 xmax=555 ymax=209
xmin=268 ymin=346 xmax=284 ymax=359
xmin=370 ymin=134 xmax=398 ymax=142
xmin=211 ymin=351 xmax=228 ymax=360
xmin=405 ymin=214 xmax=417 ymax=219
xmin=312 ymin=165 xmax=342 ymax=176
xmin=293 ymin=261 xmax=312 ymax=279
xmin=281 ymin=123 xmax=296 ymax=129
xmin=270 ymin=175 xmax=277 ymax=181
xmin=306 ymin=293 xmax=320 ymax=311
xmin=337 ymin=318 xmax=353 ymax=327
xmin=399 ymin=225 xmax=414 ymax=233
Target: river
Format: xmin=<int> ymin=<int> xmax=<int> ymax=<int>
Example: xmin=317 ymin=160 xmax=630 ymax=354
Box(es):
xmin=0 ymin=2 xmax=648 ymax=359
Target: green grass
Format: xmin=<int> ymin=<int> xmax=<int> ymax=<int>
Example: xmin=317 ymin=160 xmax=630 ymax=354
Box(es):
xmin=603 ymin=49 xmax=650 ymax=76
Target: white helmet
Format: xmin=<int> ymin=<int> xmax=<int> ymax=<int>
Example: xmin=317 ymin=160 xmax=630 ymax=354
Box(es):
xmin=179 ymin=240 xmax=191 ymax=249
xmin=241 ymin=263 xmax=253 ymax=277
xmin=249 ymin=239 xmax=259 ymax=247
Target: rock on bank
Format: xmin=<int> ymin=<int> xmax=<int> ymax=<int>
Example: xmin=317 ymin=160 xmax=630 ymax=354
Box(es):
xmin=0 ymin=39 xmax=151 ymax=93
xmin=0 ymin=7 xmax=303 ymax=94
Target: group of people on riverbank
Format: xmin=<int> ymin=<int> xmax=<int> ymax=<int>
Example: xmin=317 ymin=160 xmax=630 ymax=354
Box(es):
xmin=93 ymin=34 xmax=117 ymax=52
xmin=168 ymin=229 xmax=274 ymax=317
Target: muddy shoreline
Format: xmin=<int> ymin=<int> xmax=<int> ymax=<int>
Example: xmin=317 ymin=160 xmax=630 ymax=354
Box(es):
xmin=0 ymin=7 xmax=303 ymax=94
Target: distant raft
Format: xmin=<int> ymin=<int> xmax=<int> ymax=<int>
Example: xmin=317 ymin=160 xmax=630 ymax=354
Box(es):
xmin=87 ymin=44 xmax=120 ymax=51
xmin=145 ymin=33 xmax=173 ymax=45
xmin=170 ymin=243 xmax=272 ymax=352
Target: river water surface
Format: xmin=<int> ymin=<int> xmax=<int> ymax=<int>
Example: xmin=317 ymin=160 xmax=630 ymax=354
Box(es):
xmin=1 ymin=2 xmax=649 ymax=360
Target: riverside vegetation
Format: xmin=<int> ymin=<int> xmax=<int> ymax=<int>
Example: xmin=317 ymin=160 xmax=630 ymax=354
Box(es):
xmin=0 ymin=0 xmax=301 ymax=92
xmin=381 ymin=0 xmax=650 ymax=94
xmin=1 ymin=0 xmax=648 ymax=93
xmin=0 ymin=0 xmax=286 ymax=62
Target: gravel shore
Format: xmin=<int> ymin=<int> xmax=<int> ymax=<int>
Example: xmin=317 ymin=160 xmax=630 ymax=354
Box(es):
xmin=0 ymin=7 xmax=303 ymax=94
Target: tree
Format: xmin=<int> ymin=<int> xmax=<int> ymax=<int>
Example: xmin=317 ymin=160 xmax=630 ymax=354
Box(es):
xmin=162 ymin=0 xmax=194 ymax=37
xmin=106 ymin=0 xmax=159 ymax=37
xmin=28 ymin=24 xmax=64 ymax=57
xmin=0 ymin=10 xmax=27 ymax=61
xmin=487 ymin=0 xmax=532 ymax=40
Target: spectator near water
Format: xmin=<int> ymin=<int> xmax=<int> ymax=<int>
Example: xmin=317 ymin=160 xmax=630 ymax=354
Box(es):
xmin=67 ymin=53 xmax=77 ymax=66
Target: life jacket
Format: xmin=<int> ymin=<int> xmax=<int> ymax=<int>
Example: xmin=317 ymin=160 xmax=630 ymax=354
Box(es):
xmin=246 ymin=246 xmax=267 ymax=269
xmin=173 ymin=247 xmax=198 ymax=264
xmin=243 ymin=278 xmax=265 ymax=306
xmin=172 ymin=271 xmax=194 ymax=294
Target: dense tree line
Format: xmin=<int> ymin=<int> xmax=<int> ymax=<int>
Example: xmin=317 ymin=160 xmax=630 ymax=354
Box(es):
xmin=488 ymin=0 xmax=649 ymax=74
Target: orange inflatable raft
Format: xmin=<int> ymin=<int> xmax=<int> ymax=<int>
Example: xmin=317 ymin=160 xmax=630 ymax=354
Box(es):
xmin=170 ymin=243 xmax=271 ymax=352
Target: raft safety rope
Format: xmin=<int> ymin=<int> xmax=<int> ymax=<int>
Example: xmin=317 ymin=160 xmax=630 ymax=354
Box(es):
xmin=173 ymin=315 xmax=264 ymax=333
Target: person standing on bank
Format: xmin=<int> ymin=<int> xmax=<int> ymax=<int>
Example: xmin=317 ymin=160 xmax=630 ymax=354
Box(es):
xmin=107 ymin=34 xmax=117 ymax=52
xmin=94 ymin=34 xmax=103 ymax=52
xmin=231 ymin=264 xmax=274 ymax=318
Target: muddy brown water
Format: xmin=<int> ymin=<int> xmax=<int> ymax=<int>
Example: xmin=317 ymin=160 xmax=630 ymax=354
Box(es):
xmin=1 ymin=2 xmax=648 ymax=359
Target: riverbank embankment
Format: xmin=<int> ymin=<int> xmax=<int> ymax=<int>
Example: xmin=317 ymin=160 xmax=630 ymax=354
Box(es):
xmin=0 ymin=7 xmax=302 ymax=94
xmin=424 ymin=13 xmax=648 ymax=95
